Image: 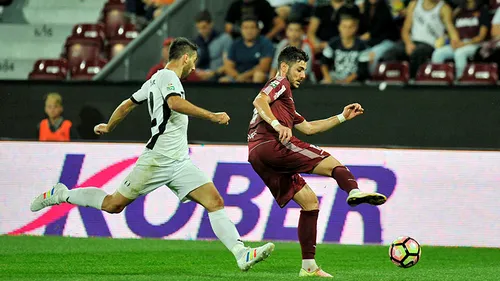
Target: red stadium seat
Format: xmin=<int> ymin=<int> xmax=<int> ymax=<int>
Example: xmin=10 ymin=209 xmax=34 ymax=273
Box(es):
xmin=372 ymin=62 xmax=410 ymax=84
xmin=64 ymin=35 xmax=102 ymax=69
xmin=102 ymin=1 xmax=126 ymax=39
xmin=458 ymin=63 xmax=498 ymax=85
xmin=108 ymin=24 xmax=138 ymax=59
xmin=70 ymin=59 xmax=108 ymax=80
xmin=71 ymin=23 xmax=106 ymax=47
xmin=415 ymin=63 xmax=454 ymax=85
xmin=28 ymin=59 xmax=68 ymax=80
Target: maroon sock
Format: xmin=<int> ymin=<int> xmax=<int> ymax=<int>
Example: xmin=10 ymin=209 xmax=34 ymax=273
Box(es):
xmin=332 ymin=166 xmax=359 ymax=194
xmin=298 ymin=209 xmax=319 ymax=259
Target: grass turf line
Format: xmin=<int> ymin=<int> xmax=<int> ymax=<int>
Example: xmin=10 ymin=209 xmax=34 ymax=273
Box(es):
xmin=0 ymin=235 xmax=499 ymax=281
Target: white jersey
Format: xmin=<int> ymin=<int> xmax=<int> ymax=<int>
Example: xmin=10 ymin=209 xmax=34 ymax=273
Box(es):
xmin=131 ymin=69 xmax=189 ymax=160
xmin=411 ymin=0 xmax=445 ymax=47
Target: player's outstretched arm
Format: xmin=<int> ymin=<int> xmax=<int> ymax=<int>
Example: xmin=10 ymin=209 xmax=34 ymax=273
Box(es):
xmin=167 ymin=95 xmax=230 ymax=125
xmin=253 ymin=93 xmax=292 ymax=144
xmin=94 ymin=98 xmax=138 ymax=135
xmin=294 ymin=103 xmax=364 ymax=135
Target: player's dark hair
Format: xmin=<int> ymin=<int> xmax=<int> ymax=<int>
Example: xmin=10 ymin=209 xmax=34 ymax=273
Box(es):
xmin=195 ymin=10 xmax=212 ymax=23
xmin=277 ymin=46 xmax=309 ymax=68
xmin=241 ymin=15 xmax=259 ymax=27
xmin=339 ymin=14 xmax=359 ymax=24
xmin=286 ymin=16 xmax=304 ymax=27
xmin=168 ymin=37 xmax=198 ymax=60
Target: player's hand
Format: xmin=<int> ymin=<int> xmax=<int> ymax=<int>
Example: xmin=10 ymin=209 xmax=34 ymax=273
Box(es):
xmin=94 ymin=123 xmax=109 ymax=135
xmin=211 ymin=112 xmax=230 ymax=125
xmin=342 ymin=103 xmax=364 ymax=121
xmin=275 ymin=124 xmax=292 ymax=144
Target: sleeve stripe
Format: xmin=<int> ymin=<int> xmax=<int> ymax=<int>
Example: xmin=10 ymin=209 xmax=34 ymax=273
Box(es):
xmin=130 ymin=96 xmax=144 ymax=104
xmin=263 ymin=86 xmax=272 ymax=95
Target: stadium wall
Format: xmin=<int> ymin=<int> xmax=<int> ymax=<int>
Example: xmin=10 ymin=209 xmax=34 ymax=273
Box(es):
xmin=1 ymin=81 xmax=499 ymax=149
xmin=1 ymin=141 xmax=499 ymax=247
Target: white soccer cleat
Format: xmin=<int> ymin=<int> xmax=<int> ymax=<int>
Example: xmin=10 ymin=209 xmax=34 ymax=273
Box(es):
xmin=30 ymin=183 xmax=69 ymax=212
xmin=237 ymin=242 xmax=275 ymax=271
xmin=346 ymin=190 xmax=387 ymax=207
xmin=299 ymin=267 xmax=333 ymax=278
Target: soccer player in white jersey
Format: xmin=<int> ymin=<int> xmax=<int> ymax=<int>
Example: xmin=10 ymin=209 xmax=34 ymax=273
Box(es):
xmin=30 ymin=37 xmax=274 ymax=272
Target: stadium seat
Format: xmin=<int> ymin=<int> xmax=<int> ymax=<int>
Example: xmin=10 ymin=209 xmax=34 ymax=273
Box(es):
xmin=28 ymin=58 xmax=68 ymax=80
xmin=458 ymin=63 xmax=498 ymax=85
xmin=70 ymin=59 xmax=108 ymax=80
xmin=101 ymin=1 xmax=126 ymax=39
xmin=71 ymin=23 xmax=106 ymax=47
xmin=415 ymin=63 xmax=454 ymax=85
xmin=372 ymin=62 xmax=410 ymax=84
xmin=108 ymin=24 xmax=138 ymax=59
xmin=64 ymin=35 xmax=102 ymax=69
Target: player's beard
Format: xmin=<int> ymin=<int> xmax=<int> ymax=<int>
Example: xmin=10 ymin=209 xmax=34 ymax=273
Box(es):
xmin=181 ymin=65 xmax=192 ymax=79
xmin=286 ymin=70 xmax=298 ymax=89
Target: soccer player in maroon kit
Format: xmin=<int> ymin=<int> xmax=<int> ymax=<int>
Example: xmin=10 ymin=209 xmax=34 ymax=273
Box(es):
xmin=247 ymin=46 xmax=387 ymax=278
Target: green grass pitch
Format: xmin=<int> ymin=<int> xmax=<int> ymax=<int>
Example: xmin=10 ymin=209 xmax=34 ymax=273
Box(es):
xmin=0 ymin=235 xmax=499 ymax=281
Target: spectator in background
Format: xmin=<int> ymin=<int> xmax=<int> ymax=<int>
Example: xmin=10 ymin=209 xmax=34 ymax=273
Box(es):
xmin=307 ymin=0 xmax=360 ymax=53
xmin=270 ymin=18 xmax=314 ymax=79
xmin=268 ymin=0 xmax=296 ymax=22
xmin=220 ymin=17 xmax=274 ymax=83
xmin=193 ymin=10 xmax=233 ymax=81
xmin=474 ymin=7 xmax=500 ymax=67
xmin=358 ymin=0 xmax=399 ymax=74
xmin=225 ymin=0 xmax=286 ymax=41
xmin=381 ymin=0 xmax=459 ymax=78
xmin=290 ymin=0 xmax=331 ymax=23
xmin=431 ymin=0 xmax=489 ymax=79
xmin=146 ymin=37 xmax=173 ymax=80
xmin=38 ymin=93 xmax=77 ymax=142
xmin=320 ymin=15 xmax=368 ymax=84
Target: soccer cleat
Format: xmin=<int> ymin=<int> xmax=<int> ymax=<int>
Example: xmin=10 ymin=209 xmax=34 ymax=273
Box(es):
xmin=299 ymin=267 xmax=333 ymax=278
xmin=237 ymin=242 xmax=275 ymax=271
xmin=30 ymin=183 xmax=69 ymax=212
xmin=347 ymin=191 xmax=387 ymax=207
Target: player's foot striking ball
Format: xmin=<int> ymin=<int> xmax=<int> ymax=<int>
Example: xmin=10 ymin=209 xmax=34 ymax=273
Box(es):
xmin=247 ymin=45 xmax=387 ymax=277
xmin=30 ymin=37 xmax=274 ymax=272
xmin=389 ymin=236 xmax=421 ymax=268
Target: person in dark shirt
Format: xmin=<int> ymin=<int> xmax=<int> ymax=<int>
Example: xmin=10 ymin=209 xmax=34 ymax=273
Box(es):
xmin=320 ymin=15 xmax=368 ymax=84
xmin=307 ymin=0 xmax=360 ymax=53
xmin=225 ymin=0 xmax=285 ymax=41
xmin=193 ymin=10 xmax=232 ymax=81
xmin=359 ymin=0 xmax=399 ymax=74
xmin=220 ymin=16 xmax=274 ymax=83
xmin=431 ymin=0 xmax=489 ymax=78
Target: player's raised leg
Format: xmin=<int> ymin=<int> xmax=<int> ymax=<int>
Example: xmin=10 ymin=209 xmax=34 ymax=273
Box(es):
xmin=187 ymin=182 xmax=275 ymax=271
xmin=293 ymin=184 xmax=333 ymax=278
xmin=30 ymin=183 xmax=134 ymax=213
xmin=312 ymin=156 xmax=387 ymax=207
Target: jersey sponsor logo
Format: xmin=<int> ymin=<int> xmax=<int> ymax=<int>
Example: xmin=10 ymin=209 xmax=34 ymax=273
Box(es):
xmin=269 ymin=80 xmax=280 ymax=88
xmin=167 ymin=83 xmax=175 ymax=91
xmin=247 ymin=131 xmax=257 ymax=141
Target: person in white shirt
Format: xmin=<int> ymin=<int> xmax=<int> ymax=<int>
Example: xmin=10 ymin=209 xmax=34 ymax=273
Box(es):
xmin=30 ymin=37 xmax=274 ymax=272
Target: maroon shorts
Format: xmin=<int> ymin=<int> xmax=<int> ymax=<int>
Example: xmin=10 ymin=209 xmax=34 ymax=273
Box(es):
xmin=248 ymin=137 xmax=330 ymax=208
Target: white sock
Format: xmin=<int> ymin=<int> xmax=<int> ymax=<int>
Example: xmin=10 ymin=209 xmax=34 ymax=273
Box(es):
xmin=208 ymin=208 xmax=246 ymax=259
xmin=65 ymin=188 xmax=107 ymax=210
xmin=302 ymin=259 xmax=319 ymax=272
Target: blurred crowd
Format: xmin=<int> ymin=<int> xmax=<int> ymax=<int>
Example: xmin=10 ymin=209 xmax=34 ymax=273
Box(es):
xmin=145 ymin=0 xmax=500 ymax=84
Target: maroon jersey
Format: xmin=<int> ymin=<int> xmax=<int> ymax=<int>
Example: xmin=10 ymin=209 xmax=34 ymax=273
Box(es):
xmin=455 ymin=8 xmax=489 ymax=40
xmin=247 ymin=76 xmax=305 ymax=150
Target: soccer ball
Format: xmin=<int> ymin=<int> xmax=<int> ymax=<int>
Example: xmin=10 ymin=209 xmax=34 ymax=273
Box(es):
xmin=389 ymin=236 xmax=421 ymax=268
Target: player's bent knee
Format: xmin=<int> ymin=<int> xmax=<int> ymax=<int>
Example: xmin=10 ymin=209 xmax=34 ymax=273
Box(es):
xmin=205 ymin=195 xmax=224 ymax=212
